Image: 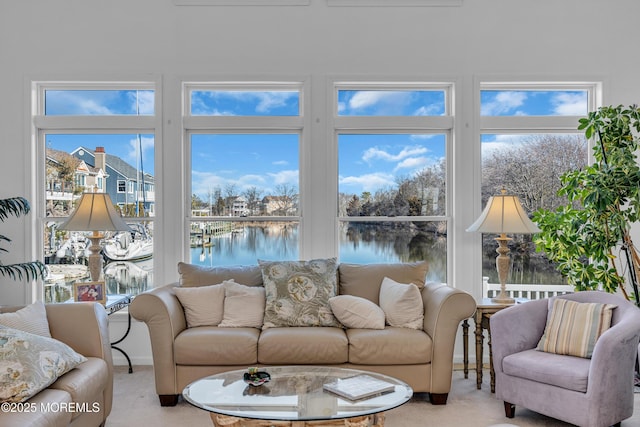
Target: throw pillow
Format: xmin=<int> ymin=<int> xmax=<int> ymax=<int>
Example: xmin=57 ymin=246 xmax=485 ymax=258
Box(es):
xmin=177 ymin=262 xmax=263 ymax=288
xmin=338 ymin=261 xmax=428 ymax=304
xmin=259 ymin=258 xmax=340 ymax=328
xmin=174 ymin=282 xmax=226 ymax=327
xmin=0 ymin=301 xmax=51 ymax=338
xmin=537 ymin=298 xmax=616 ymax=358
xmin=218 ymin=281 xmax=266 ymax=328
xmin=0 ymin=326 xmax=87 ymax=403
xmin=329 ymin=295 xmax=385 ymax=329
xmin=379 ymin=277 xmax=424 ymax=330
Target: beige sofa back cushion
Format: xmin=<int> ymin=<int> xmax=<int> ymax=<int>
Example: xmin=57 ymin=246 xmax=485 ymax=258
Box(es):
xmin=338 ymin=261 xmax=428 ymax=304
xmin=178 ymin=262 xmax=263 ymax=287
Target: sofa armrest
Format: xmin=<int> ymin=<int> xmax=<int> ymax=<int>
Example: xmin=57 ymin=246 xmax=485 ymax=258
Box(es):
xmin=585 ymin=307 xmax=640 ymax=416
xmin=421 ymin=283 xmax=476 ymax=394
xmin=489 ymin=298 xmax=548 ymax=375
xmin=45 ymin=302 xmax=113 ymax=417
xmin=129 ymin=283 xmax=186 ymax=396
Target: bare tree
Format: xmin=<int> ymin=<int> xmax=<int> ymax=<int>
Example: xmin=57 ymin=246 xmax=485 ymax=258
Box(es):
xmin=482 ymin=134 xmax=587 ymax=212
xmin=242 ymin=186 xmax=263 ymax=216
xmin=273 ymin=184 xmax=298 ymax=215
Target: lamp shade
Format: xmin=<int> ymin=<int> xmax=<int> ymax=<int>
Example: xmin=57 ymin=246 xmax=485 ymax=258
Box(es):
xmin=466 ymin=191 xmax=540 ymax=234
xmin=59 ymin=192 xmax=132 ymax=232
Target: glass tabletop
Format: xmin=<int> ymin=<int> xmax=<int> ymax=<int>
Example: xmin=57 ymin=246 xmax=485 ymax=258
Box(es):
xmin=183 ymin=366 xmax=413 ymax=421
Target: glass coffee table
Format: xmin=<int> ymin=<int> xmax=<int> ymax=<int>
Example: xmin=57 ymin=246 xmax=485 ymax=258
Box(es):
xmin=183 ymin=366 xmax=413 ymax=427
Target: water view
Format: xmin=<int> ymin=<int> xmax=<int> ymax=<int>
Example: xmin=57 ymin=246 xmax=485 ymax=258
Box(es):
xmin=45 ymin=222 xmax=564 ymax=303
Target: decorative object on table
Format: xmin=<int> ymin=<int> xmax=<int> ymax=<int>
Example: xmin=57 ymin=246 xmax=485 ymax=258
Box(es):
xmin=73 ymin=281 xmax=107 ymax=305
xmin=467 ymin=188 xmax=540 ymax=304
xmin=533 ymin=105 xmax=640 ymax=307
xmin=243 ymin=367 xmax=270 ymax=386
xmin=322 ymin=374 xmax=396 ymax=401
xmin=0 ymin=196 xmax=47 ymax=282
xmin=58 ymin=191 xmax=132 ymax=283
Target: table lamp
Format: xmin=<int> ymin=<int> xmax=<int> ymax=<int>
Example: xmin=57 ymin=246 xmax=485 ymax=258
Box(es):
xmin=467 ymin=189 xmax=540 ymax=304
xmin=59 ymin=192 xmax=132 ymax=282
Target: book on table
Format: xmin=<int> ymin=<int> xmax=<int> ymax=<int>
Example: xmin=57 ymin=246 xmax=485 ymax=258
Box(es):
xmin=322 ymin=374 xmax=396 ymax=401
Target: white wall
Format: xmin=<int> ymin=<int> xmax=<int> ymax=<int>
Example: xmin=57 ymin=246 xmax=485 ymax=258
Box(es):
xmin=1 ymin=0 xmax=639 ymax=365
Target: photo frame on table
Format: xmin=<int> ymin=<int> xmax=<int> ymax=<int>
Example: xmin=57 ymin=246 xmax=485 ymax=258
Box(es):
xmin=73 ymin=281 xmax=107 ymax=305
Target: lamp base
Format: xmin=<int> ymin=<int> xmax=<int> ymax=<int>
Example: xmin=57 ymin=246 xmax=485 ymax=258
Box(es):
xmin=491 ymin=296 xmax=516 ymax=305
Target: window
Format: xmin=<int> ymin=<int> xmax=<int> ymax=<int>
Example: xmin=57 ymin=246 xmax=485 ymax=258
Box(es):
xmin=183 ymin=82 xmax=304 ymax=266
xmin=334 ymin=83 xmax=452 ymax=283
xmin=479 ymin=82 xmax=600 ymax=285
xmin=34 ymin=82 xmax=158 ymax=303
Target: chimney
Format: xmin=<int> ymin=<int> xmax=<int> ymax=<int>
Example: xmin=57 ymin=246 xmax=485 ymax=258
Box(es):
xmin=95 ymin=147 xmax=106 ymax=172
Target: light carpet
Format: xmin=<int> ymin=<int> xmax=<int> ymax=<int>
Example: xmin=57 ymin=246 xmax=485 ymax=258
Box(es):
xmin=107 ymin=366 xmax=640 ymax=426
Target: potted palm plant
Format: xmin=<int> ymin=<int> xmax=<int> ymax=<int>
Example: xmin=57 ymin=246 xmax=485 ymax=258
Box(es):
xmin=0 ymin=196 xmax=47 ymax=281
xmin=533 ymin=104 xmax=640 ymax=307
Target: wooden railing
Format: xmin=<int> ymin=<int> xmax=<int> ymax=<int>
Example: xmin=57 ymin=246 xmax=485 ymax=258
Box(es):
xmin=483 ymin=280 xmax=573 ymax=300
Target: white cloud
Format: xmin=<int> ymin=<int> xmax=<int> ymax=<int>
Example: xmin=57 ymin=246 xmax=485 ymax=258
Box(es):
xmin=413 ymin=104 xmax=441 ymax=116
xmin=340 ymin=172 xmax=395 ymax=193
xmin=128 ymin=90 xmax=154 ymax=115
xmin=362 ymin=145 xmax=428 ymax=164
xmin=482 ymin=91 xmax=528 ymax=116
xmin=126 ymin=136 xmax=154 ymax=167
xmin=395 ymin=156 xmax=429 ymax=171
xmin=552 ymin=92 xmax=588 ymax=116
xmin=481 ymin=135 xmax=528 ymax=157
xmin=348 ymin=91 xmax=410 ymax=112
xmin=272 ymin=160 xmax=289 ymax=166
xmin=268 ymin=169 xmax=298 ymax=186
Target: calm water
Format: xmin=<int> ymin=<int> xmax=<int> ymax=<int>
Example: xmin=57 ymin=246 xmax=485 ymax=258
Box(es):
xmin=46 ymin=222 xmax=563 ymax=303
xmin=191 ymin=222 xmax=448 ymax=283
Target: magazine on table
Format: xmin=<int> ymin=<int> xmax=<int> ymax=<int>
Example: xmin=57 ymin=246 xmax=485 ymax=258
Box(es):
xmin=323 ymin=374 xmax=396 ymax=401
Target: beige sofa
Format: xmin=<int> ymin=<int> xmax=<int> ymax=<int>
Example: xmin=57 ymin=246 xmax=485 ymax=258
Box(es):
xmin=130 ymin=261 xmax=476 ymax=406
xmin=0 ymin=303 xmax=113 ymax=427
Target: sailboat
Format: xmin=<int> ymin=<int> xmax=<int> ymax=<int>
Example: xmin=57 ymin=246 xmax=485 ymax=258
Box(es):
xmin=103 ymin=224 xmax=153 ymax=262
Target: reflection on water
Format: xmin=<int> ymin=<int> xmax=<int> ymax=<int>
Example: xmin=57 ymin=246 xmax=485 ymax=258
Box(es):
xmin=191 ymin=221 xmax=448 ymax=283
xmin=45 ymin=222 xmax=565 ymax=303
xmin=44 ymin=258 xmax=153 ymax=303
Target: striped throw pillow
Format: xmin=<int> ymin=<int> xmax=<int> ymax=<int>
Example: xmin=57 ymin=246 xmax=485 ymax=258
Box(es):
xmin=537 ymin=298 xmax=616 ymax=358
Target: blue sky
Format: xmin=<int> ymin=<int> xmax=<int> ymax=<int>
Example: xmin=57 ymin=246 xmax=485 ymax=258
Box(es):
xmin=44 ymin=88 xmax=589 ymax=199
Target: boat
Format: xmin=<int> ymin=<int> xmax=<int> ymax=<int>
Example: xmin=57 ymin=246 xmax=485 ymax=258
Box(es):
xmin=103 ymin=224 xmax=153 ymax=261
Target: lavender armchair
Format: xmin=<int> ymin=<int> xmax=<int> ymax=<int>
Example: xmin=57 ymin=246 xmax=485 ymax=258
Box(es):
xmin=490 ymin=291 xmax=640 ymax=427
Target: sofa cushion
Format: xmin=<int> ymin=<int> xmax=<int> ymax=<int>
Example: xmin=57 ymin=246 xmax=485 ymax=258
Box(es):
xmin=258 ymin=327 xmax=348 ymax=364
xmin=338 ymin=261 xmax=428 ymax=304
xmin=379 ymin=277 xmax=424 ymax=329
xmin=48 ymin=357 xmax=108 ymax=420
xmin=346 ymin=328 xmax=432 ymax=365
xmin=174 ymin=282 xmax=226 ymax=327
xmin=0 ymin=326 xmax=87 ymax=403
xmin=218 ymin=281 xmax=265 ymax=328
xmin=0 ymin=301 xmax=51 ymax=337
xmin=537 ymin=298 xmax=616 ymax=358
xmin=174 ymin=327 xmax=259 ymax=365
xmin=260 ymin=258 xmax=340 ymax=328
xmin=329 ymin=295 xmax=385 ymax=329
xmin=502 ymin=348 xmax=590 ymax=393
xmin=178 ymin=262 xmax=263 ymax=287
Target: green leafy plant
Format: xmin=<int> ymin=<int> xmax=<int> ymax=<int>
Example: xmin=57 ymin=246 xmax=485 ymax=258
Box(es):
xmin=533 ymin=105 xmax=640 ymax=306
xmin=0 ymin=197 xmax=47 ymax=281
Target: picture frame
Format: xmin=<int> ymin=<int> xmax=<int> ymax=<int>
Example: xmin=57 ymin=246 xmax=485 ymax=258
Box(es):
xmin=73 ymin=281 xmax=107 ymax=305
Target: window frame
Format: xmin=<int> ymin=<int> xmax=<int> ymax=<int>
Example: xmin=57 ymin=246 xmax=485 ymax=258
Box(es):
xmin=474 ymin=79 xmax=603 ymax=289
xmin=30 ymin=78 xmax=162 ymax=301
xmin=331 ymin=80 xmax=454 ymax=281
xmin=181 ymin=79 xmax=310 ymax=263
